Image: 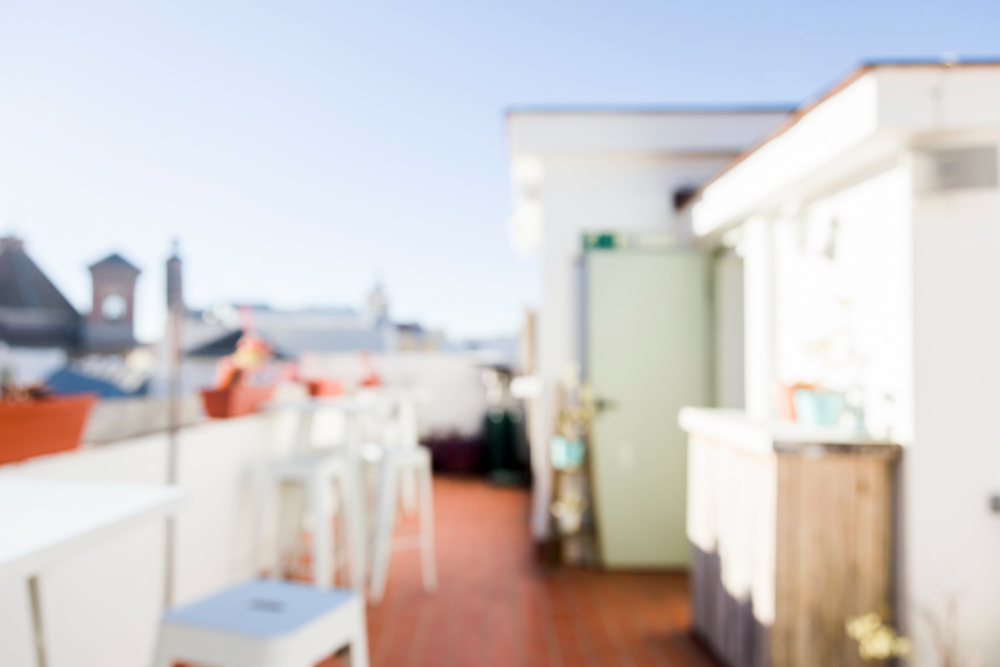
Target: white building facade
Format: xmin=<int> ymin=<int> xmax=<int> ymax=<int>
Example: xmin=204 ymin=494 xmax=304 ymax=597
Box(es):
xmin=690 ymin=61 xmax=1000 ymax=665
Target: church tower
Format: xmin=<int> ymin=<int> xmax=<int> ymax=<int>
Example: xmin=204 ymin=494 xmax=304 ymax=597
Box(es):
xmin=365 ymin=283 xmax=389 ymax=329
xmin=84 ymin=253 xmax=141 ymax=353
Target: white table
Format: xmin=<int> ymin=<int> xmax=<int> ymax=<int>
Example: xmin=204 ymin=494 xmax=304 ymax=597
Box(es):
xmin=0 ymin=478 xmax=186 ymax=667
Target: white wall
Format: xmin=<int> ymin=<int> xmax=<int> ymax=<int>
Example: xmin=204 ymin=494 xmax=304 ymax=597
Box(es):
xmin=769 ymin=165 xmax=914 ymax=441
xmin=0 ymin=416 xmax=271 ymax=667
xmin=82 ymin=396 xmax=203 ymax=443
xmin=908 ymin=177 xmax=1000 ymax=665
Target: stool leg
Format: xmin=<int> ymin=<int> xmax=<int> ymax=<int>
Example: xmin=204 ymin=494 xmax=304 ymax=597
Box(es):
xmin=347 ymin=599 xmax=371 ymax=667
xmin=417 ymin=453 xmax=438 ymax=593
xmin=278 ymin=483 xmax=305 ymax=579
xmin=151 ymin=631 xmax=174 ymax=667
xmin=151 ymin=646 xmax=171 ymax=667
xmin=400 ymin=465 xmax=418 ymax=515
xmin=399 ymin=402 xmax=420 ymax=514
xmin=341 ymin=460 xmax=367 ymax=594
xmin=328 ymin=480 xmax=339 ymax=587
xmin=293 ymin=409 xmax=316 ymax=455
xmin=369 ymin=456 xmax=398 ymax=602
xmin=308 ymin=474 xmax=332 ymax=589
xmin=252 ymin=470 xmax=275 ymax=578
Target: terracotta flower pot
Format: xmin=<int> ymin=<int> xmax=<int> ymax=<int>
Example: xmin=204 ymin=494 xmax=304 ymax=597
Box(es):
xmin=306 ymin=379 xmax=343 ymax=397
xmin=0 ymin=394 xmax=97 ymax=466
xmin=200 ymin=384 xmax=275 ymax=419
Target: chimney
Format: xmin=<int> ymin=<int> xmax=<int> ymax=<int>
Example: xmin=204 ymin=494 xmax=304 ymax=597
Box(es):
xmin=166 ymin=239 xmax=184 ymax=313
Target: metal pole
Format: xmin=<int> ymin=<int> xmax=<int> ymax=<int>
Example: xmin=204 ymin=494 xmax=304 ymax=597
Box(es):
xmin=28 ymin=575 xmax=48 ymax=667
xmin=164 ymin=241 xmax=184 ymax=608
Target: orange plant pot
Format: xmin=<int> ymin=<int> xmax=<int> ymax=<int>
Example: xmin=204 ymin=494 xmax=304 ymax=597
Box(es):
xmin=200 ymin=384 xmax=275 ymax=419
xmin=776 ymin=382 xmax=815 ymax=422
xmin=0 ymin=395 xmax=97 ymax=466
xmin=306 ymin=379 xmax=343 ymax=397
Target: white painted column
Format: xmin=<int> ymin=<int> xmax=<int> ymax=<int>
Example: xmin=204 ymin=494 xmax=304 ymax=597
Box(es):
xmin=742 ymin=216 xmax=775 ymax=421
xmin=715 ymin=249 xmax=745 ymax=409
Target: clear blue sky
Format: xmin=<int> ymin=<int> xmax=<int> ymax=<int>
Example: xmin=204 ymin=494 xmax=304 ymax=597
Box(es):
xmin=1 ymin=1 xmax=997 ymax=341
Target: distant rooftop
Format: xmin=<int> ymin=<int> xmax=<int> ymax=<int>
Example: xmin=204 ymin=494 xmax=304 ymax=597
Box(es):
xmin=89 ymin=252 xmax=141 ymax=274
xmin=0 ymin=236 xmax=80 ymax=348
xmin=683 ymin=57 xmax=1000 ymax=211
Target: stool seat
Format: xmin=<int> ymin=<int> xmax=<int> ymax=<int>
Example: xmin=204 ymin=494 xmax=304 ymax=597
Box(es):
xmin=271 ymin=452 xmax=348 ymax=479
xmin=154 ymin=579 xmax=369 ymax=667
xmin=163 ymin=579 xmax=354 ymax=637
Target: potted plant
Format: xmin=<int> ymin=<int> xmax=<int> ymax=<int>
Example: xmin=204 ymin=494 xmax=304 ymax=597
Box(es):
xmin=0 ymin=376 xmax=96 ymax=466
xmin=200 ymin=333 xmax=275 ymax=418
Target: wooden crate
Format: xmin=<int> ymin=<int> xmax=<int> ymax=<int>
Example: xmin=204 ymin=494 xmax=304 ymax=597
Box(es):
xmin=772 ymin=445 xmax=898 ymax=667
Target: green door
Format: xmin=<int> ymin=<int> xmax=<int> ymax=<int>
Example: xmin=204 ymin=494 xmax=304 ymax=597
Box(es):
xmin=586 ymin=249 xmax=711 ymax=568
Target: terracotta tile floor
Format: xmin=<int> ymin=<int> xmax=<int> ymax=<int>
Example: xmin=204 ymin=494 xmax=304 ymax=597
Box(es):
xmin=326 ymin=476 xmax=719 ymax=667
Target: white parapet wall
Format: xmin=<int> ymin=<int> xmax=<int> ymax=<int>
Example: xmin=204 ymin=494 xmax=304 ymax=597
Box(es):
xmin=0 ymin=415 xmax=278 ymax=667
xmin=82 ymin=396 xmax=205 ymax=444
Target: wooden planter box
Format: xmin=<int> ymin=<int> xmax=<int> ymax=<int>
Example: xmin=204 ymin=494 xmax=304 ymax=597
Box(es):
xmin=200 ymin=385 xmax=274 ymax=419
xmin=0 ymin=395 xmax=97 ymax=466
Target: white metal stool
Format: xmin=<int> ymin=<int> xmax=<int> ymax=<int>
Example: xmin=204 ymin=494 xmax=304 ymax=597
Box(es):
xmin=368 ymin=444 xmax=438 ymax=602
xmin=253 ymin=451 xmax=366 ymax=591
xmin=254 ymin=399 xmax=375 ymax=593
xmin=153 ymin=579 xmax=369 ymax=667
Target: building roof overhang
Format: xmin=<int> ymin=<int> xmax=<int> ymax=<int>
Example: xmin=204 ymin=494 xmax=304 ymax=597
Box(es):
xmin=688 ymin=60 xmax=1000 ymax=242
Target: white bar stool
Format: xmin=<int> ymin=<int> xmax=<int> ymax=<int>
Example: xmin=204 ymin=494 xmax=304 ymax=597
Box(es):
xmin=253 ymin=399 xmax=372 ymax=593
xmin=367 ymin=388 xmax=430 ymax=514
xmin=394 ymin=390 xmax=424 ymax=514
xmin=153 ymin=579 xmax=369 ymax=667
xmin=254 ymin=451 xmax=365 ymax=591
xmin=367 ymin=444 xmax=438 ymax=602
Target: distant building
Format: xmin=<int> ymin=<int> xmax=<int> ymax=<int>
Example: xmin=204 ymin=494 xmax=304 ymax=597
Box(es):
xmin=0 ymin=236 xmax=144 ymax=356
xmin=364 ymin=282 xmax=390 ymax=329
xmin=84 ymin=253 xmax=141 ymax=353
xmin=0 ymin=235 xmax=151 ymax=393
xmin=187 ymin=284 xmax=445 ymax=359
xmin=0 ymin=236 xmax=81 ymax=348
